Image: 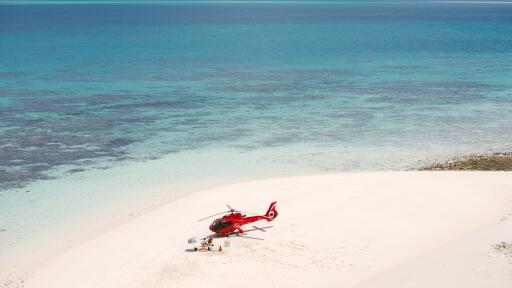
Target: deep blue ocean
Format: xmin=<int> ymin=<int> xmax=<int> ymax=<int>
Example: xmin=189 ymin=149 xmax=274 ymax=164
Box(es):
xmin=1 ymin=1 xmax=512 ymax=263
xmin=2 ymin=2 xmax=512 ymax=189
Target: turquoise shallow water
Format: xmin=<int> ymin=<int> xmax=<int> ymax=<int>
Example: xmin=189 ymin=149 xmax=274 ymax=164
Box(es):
xmin=1 ymin=2 xmax=512 ymax=264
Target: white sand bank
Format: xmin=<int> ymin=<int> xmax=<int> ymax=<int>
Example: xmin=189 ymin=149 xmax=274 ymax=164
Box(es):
xmin=22 ymin=172 xmax=512 ymax=287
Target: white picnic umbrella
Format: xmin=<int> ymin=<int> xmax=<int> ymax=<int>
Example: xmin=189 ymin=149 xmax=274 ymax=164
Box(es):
xmin=187 ymin=236 xmax=199 ymax=244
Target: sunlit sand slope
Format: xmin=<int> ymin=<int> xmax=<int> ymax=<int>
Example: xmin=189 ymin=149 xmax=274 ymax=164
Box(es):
xmin=24 ymin=172 xmax=512 ymax=288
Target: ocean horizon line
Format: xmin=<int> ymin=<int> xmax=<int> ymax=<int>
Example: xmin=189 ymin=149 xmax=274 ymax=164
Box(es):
xmin=2 ymin=0 xmax=512 ymax=5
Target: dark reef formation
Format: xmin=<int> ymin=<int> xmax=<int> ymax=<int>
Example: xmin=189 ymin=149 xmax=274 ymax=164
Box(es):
xmin=420 ymin=152 xmax=512 ymax=171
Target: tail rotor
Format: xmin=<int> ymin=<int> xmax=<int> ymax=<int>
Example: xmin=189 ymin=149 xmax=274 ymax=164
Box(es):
xmin=264 ymin=201 xmax=278 ymax=221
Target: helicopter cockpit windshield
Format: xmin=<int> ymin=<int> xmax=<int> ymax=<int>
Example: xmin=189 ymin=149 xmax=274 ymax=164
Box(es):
xmin=211 ymin=219 xmax=233 ymax=232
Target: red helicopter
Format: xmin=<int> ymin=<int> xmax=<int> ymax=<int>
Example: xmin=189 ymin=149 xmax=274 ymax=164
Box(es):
xmin=199 ymin=201 xmax=278 ymax=235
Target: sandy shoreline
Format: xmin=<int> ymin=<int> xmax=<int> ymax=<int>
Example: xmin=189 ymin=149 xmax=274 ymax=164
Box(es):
xmin=5 ymin=171 xmax=512 ymax=287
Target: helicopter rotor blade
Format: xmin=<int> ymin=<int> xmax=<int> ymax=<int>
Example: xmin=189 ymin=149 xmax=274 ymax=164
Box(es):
xmin=237 ymin=210 xmax=259 ymax=215
xmin=227 ymin=204 xmax=234 ymax=212
xmin=197 ymin=210 xmax=230 ymax=222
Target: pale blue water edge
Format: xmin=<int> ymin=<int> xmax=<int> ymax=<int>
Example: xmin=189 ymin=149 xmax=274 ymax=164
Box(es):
xmin=1 ymin=2 xmax=512 ymax=263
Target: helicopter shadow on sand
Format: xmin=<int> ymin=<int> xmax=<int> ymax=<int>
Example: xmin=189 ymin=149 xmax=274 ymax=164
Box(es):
xmin=185 ymin=225 xmax=274 ymax=252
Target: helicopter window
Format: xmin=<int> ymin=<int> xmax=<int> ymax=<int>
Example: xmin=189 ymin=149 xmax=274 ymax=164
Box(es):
xmin=212 ymin=220 xmax=233 ymax=231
